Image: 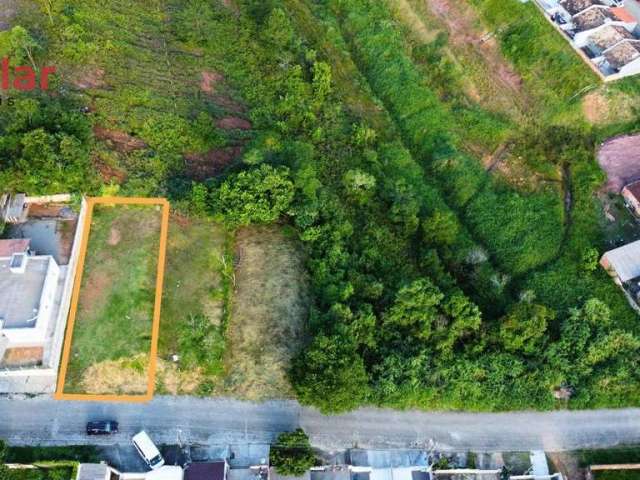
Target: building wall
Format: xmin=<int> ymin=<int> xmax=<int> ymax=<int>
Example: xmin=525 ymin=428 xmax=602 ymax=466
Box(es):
xmin=1 ymin=256 xmax=60 ymax=346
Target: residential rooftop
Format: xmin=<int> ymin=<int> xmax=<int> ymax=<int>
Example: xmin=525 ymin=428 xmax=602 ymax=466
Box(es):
xmin=573 ymin=7 xmax=617 ymax=32
xmin=601 ymin=239 xmax=640 ymax=283
xmin=560 ymin=0 xmax=603 ymax=16
xmin=0 ymin=256 xmax=49 ymax=329
xmin=604 ymin=39 xmax=640 ymax=69
xmin=590 ymin=24 xmax=635 ymax=51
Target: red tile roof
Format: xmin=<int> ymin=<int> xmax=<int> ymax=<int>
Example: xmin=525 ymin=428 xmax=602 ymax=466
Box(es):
xmin=611 ymin=7 xmax=637 ymax=24
xmin=0 ymin=239 xmax=30 ymax=257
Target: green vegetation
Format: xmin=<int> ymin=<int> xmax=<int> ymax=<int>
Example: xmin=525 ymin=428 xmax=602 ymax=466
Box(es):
xmin=270 ymin=429 xmax=316 ymax=476
xmin=64 ymin=204 xmax=162 ymax=394
xmin=0 ymin=441 xmax=94 ymax=480
xmin=157 ymin=216 xmax=230 ymax=394
xmin=3 ymin=0 xmax=640 ymax=412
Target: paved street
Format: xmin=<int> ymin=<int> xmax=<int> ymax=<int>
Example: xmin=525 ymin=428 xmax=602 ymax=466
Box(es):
xmin=1 ymin=395 xmax=640 ymax=452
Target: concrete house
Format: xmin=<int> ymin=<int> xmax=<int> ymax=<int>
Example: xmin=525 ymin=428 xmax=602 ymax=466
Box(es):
xmin=0 ymin=241 xmax=61 ymax=351
xmin=0 ymin=193 xmax=85 ymax=394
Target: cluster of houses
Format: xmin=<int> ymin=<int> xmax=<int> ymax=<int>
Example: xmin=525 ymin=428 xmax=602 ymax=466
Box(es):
xmin=74 ymin=449 xmax=562 ymax=480
xmin=532 ymin=0 xmax=640 ymax=80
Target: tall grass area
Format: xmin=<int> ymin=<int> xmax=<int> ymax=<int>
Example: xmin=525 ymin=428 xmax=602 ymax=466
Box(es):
xmin=334 ymin=0 xmax=566 ymax=277
xmin=468 ymin=0 xmax=597 ymax=118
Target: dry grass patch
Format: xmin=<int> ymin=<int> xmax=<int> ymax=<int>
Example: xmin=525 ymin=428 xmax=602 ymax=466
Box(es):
xmin=221 ymin=226 xmax=309 ymax=400
xmin=81 ymin=354 xmax=148 ymax=395
xmin=583 ymin=87 xmax=640 ymax=126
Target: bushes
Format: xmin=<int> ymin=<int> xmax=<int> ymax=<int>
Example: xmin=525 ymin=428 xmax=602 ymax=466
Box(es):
xmin=270 ymin=429 xmax=316 ymax=476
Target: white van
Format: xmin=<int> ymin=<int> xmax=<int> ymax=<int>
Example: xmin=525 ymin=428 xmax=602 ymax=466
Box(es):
xmin=132 ymin=430 xmax=165 ymax=470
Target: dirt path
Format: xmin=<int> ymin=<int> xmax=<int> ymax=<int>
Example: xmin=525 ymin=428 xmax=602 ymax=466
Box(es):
xmin=420 ymin=0 xmax=526 ymax=115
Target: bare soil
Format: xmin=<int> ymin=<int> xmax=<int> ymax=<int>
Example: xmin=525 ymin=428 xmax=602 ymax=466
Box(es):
xmin=1 ymin=347 xmax=43 ymax=367
xmin=597 ymin=133 xmax=640 ymax=192
xmin=70 ymin=68 xmax=106 ymax=90
xmin=94 ymin=126 xmax=148 ymax=153
xmin=200 ymin=71 xmax=225 ymax=94
xmin=184 ymin=146 xmax=243 ymax=180
xmin=424 ymin=0 xmax=522 ymax=93
xmin=93 ymin=155 xmax=127 ymax=184
xmin=215 ymin=117 xmax=252 ymax=130
xmin=108 ymin=227 xmax=121 ymax=246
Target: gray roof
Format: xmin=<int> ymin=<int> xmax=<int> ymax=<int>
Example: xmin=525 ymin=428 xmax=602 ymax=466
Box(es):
xmin=0 ymin=256 xmax=50 ymax=329
xmin=77 ymin=464 xmax=109 ymax=480
xmin=602 ymin=240 xmax=640 ymax=282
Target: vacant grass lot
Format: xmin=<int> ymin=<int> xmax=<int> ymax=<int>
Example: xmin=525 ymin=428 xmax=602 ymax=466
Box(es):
xmin=156 ymin=216 xmax=230 ymax=395
xmin=220 ymin=226 xmax=309 ymax=400
xmin=63 ymin=204 xmax=162 ymax=395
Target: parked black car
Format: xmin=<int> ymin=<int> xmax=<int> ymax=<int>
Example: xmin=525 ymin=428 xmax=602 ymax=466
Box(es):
xmin=86 ymin=420 xmax=119 ymax=435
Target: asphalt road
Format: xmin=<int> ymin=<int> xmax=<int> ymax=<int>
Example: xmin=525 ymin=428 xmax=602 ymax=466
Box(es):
xmin=1 ymin=395 xmax=640 ymax=452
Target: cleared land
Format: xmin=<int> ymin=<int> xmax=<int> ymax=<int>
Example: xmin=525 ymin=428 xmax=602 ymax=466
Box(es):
xmin=156 ymin=216 xmax=229 ymax=395
xmin=221 ymin=226 xmax=309 ymax=400
xmin=597 ymin=134 xmax=640 ymax=193
xmin=61 ymin=203 xmax=164 ymax=396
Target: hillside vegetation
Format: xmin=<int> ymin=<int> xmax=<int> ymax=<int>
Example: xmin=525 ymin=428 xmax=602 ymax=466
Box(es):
xmin=2 ymin=0 xmax=640 ymax=411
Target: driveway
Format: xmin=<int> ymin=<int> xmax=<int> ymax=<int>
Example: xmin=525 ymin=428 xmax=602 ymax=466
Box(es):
xmin=1 ymin=396 xmax=640 ymax=452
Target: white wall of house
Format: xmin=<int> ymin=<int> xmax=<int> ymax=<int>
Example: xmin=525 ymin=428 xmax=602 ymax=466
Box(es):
xmin=1 ymin=256 xmax=60 ymax=346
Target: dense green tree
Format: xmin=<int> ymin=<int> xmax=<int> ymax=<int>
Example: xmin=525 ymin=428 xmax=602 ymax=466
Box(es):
xmin=216 ymin=164 xmax=295 ymax=225
xmin=498 ymin=302 xmax=554 ymax=355
xmin=291 ymin=334 xmax=370 ymax=413
xmin=270 ymin=429 xmax=316 ymax=476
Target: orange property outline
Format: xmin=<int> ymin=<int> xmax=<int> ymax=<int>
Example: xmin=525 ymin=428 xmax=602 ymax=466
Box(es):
xmin=54 ymin=197 xmax=170 ymax=403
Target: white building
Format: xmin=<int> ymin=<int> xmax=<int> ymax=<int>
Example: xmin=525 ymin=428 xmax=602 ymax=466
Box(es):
xmin=0 ymin=240 xmax=62 ymax=354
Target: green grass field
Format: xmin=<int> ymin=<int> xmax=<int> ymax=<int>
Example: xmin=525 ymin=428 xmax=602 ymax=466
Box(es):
xmin=63 ymin=204 xmax=162 ymax=395
xmin=156 ymin=216 xmax=230 ymax=395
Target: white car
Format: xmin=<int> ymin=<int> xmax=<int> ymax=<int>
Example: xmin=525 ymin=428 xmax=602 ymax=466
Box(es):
xmin=132 ymin=430 xmax=165 ymax=470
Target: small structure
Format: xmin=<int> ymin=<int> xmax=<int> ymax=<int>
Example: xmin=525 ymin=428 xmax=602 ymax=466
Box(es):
xmin=0 ymin=193 xmax=29 ymax=223
xmin=600 ymin=239 xmax=640 ymax=286
xmin=622 ymin=180 xmax=640 ymax=216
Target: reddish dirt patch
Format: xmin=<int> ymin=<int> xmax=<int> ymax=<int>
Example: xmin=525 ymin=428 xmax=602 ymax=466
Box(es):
xmin=423 ymin=0 xmax=523 ymax=93
xmin=215 ymin=117 xmax=252 ymax=130
xmin=597 ymin=133 xmax=640 ymax=192
xmin=94 ymin=126 xmax=147 ymax=153
xmin=71 ymin=68 xmax=106 ymax=90
xmin=27 ymin=203 xmax=67 ymax=218
xmin=93 ymin=157 xmax=127 ymax=184
xmin=108 ymin=227 xmax=122 ymax=246
xmin=200 ymin=71 xmax=225 ymax=94
xmin=185 ymin=146 xmax=243 ymax=180
xmin=1 ymin=347 xmax=43 ymax=367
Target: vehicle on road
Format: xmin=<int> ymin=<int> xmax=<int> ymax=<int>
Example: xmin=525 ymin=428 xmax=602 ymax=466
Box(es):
xmin=132 ymin=430 xmax=165 ymax=470
xmin=86 ymin=420 xmax=119 ymax=435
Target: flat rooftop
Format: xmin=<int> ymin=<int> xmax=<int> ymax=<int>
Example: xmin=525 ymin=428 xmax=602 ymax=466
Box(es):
xmin=0 ymin=256 xmax=49 ymax=329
